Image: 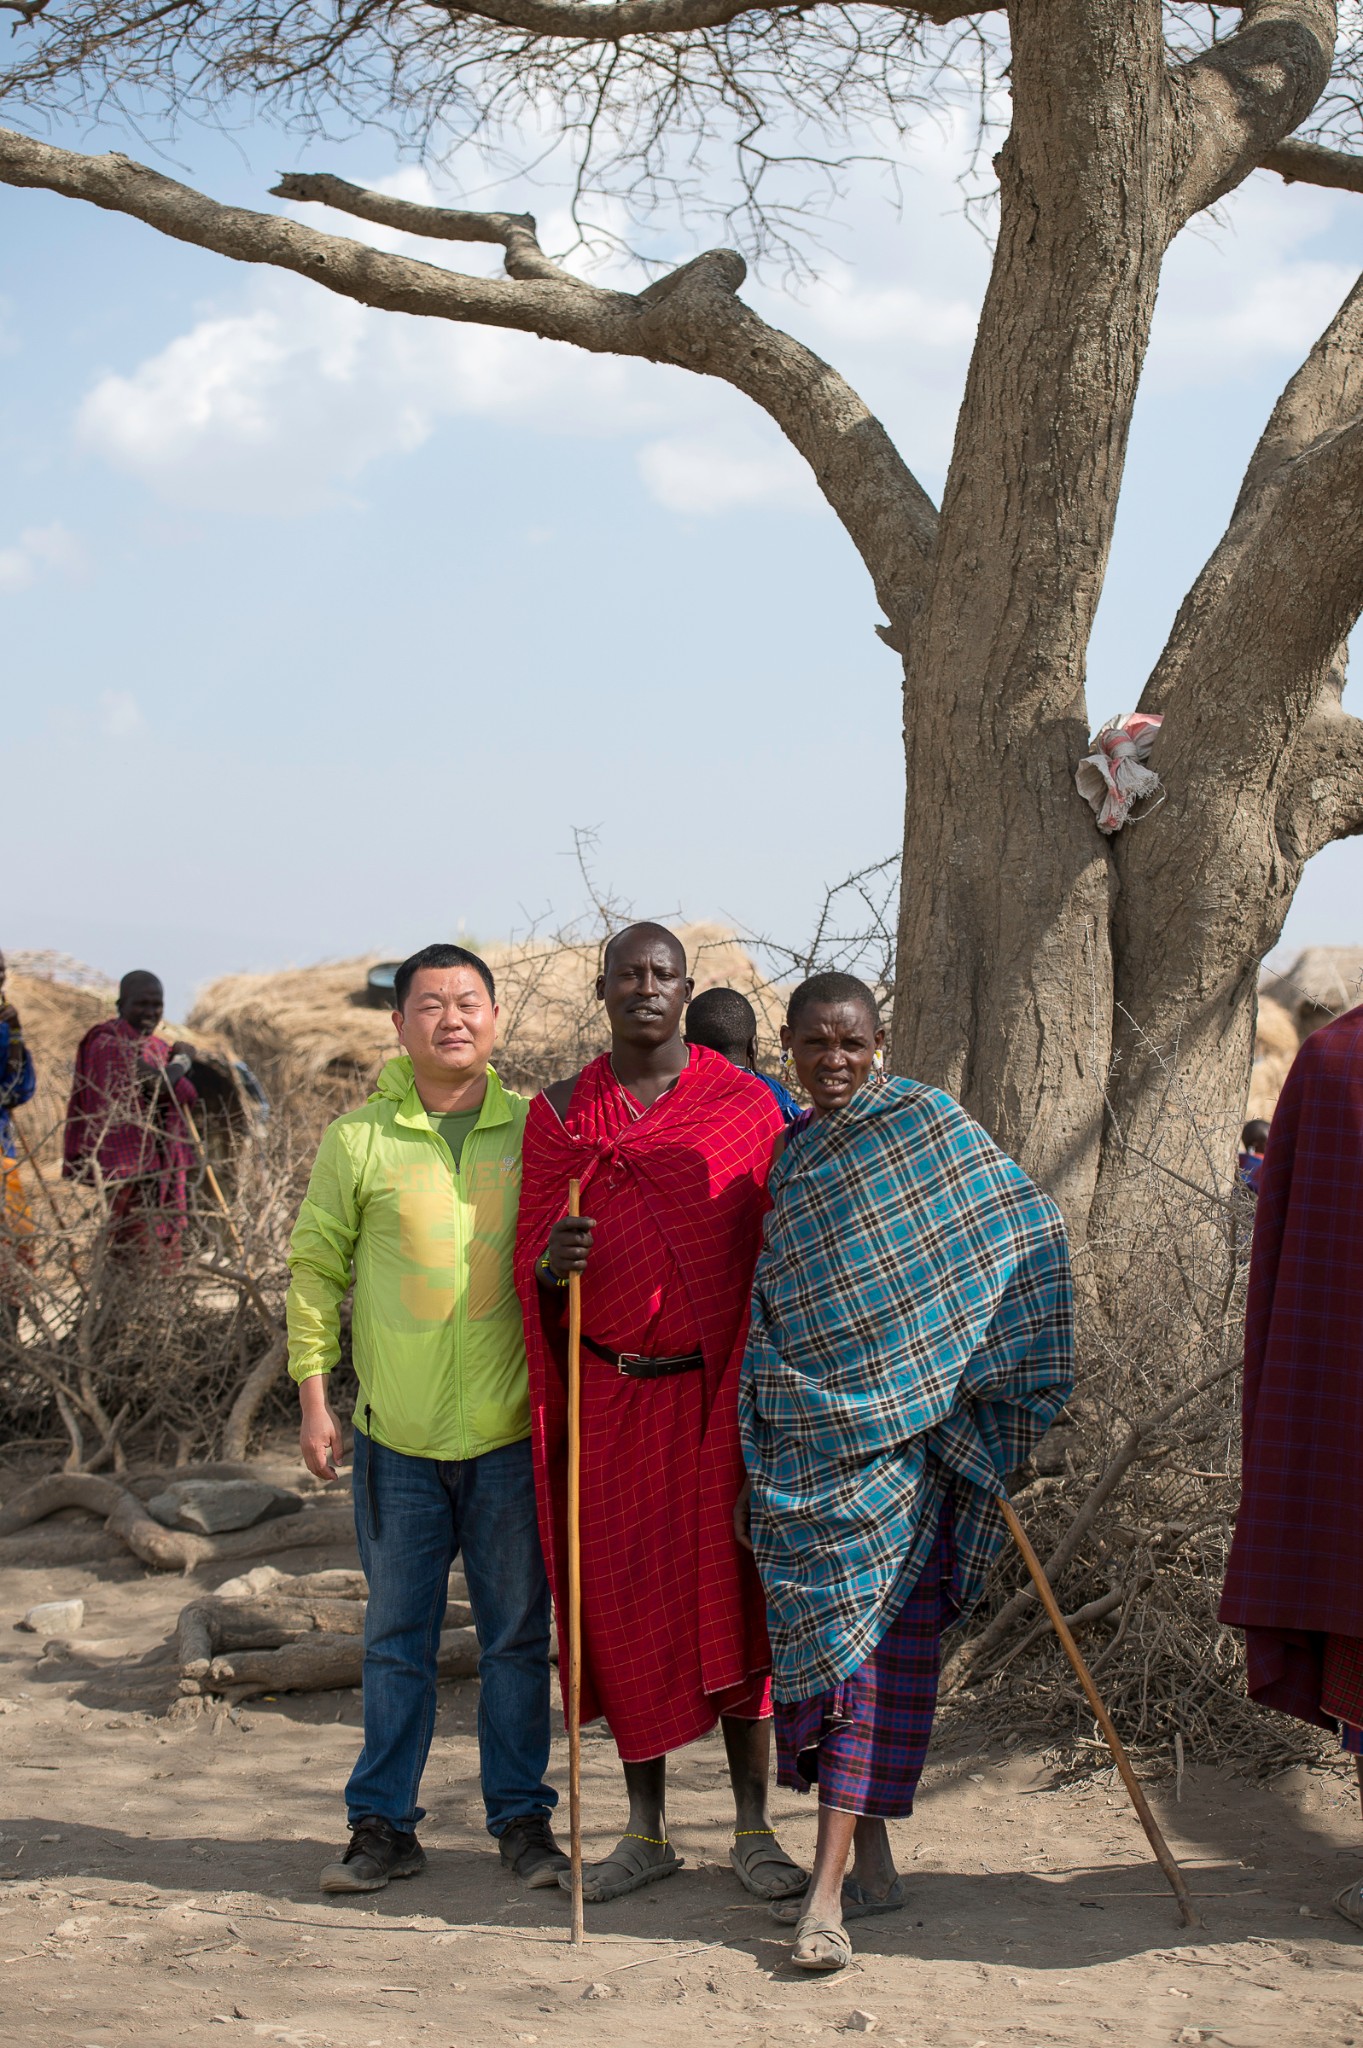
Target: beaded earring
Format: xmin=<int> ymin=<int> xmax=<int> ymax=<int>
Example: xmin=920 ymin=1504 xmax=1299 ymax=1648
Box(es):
xmin=872 ymin=1048 xmax=887 ymax=1085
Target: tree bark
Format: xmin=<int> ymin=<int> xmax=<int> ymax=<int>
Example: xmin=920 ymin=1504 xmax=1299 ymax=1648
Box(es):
xmin=1092 ymin=269 xmax=1363 ymax=1252
xmin=893 ymin=0 xmax=1172 ymax=1224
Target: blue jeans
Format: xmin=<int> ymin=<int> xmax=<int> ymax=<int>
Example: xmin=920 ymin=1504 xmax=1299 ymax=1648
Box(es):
xmin=346 ymin=1431 xmax=556 ymax=1837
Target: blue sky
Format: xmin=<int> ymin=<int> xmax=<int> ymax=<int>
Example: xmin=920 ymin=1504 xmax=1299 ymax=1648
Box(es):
xmin=3 ymin=105 xmax=1360 ymax=1016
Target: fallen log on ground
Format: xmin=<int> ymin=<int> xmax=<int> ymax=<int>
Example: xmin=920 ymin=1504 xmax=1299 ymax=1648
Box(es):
xmin=175 ymin=1568 xmax=474 ymax=1685
xmin=190 ymin=1623 xmax=483 ymax=1699
xmin=0 ymin=1472 xmax=352 ymax=1571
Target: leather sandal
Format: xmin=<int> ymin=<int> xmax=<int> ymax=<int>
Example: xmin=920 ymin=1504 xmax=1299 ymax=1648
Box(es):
xmin=770 ymin=1874 xmax=906 ymax=1926
xmin=730 ymin=1829 xmax=809 ymax=1902
xmin=557 ymin=1834 xmax=683 ymax=1903
xmin=789 ymin=1910 xmax=853 ymax=1973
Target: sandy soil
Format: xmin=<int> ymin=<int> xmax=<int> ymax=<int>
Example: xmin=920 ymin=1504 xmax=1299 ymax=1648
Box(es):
xmin=3 ymin=1496 xmax=1363 ymax=2048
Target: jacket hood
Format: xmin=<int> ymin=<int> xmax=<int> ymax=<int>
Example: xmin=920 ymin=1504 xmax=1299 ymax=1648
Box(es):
xmin=373 ymin=1054 xmax=414 ymax=1105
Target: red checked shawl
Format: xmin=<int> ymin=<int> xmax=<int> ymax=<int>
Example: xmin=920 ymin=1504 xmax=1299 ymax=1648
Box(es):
xmin=515 ymin=1046 xmax=781 ymax=1760
xmin=1219 ymin=1005 xmax=1363 ymax=1729
xmin=63 ymin=1019 xmax=197 ymax=1190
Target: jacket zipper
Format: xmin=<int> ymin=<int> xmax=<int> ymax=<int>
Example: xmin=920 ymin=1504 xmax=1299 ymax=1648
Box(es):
xmin=451 ymin=1118 xmax=467 ymax=1461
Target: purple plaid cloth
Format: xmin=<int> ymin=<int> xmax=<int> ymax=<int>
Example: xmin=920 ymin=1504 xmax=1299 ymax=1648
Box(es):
xmin=774 ymin=1499 xmax=956 ymax=1817
xmin=1220 ymin=1005 xmax=1363 ymax=1731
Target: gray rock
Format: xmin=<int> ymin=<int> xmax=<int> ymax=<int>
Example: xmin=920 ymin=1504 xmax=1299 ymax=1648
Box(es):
xmin=18 ymin=1598 xmax=85 ymax=1635
xmin=146 ymin=1480 xmax=304 ymax=1535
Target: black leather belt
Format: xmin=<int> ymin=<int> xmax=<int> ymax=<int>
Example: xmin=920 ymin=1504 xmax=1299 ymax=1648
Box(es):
xmin=581 ymin=1334 xmax=704 ymax=1379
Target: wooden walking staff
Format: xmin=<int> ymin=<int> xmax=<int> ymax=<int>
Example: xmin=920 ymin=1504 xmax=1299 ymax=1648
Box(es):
xmin=998 ymin=1494 xmax=1201 ymax=1928
xmin=154 ymin=1068 xmax=277 ymax=1336
xmin=566 ymin=1176 xmax=586 ymax=1946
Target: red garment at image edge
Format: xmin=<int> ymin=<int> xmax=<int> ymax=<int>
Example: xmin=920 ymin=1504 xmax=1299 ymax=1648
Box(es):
xmin=515 ymin=1045 xmax=781 ymax=1761
xmin=1219 ymin=1005 xmax=1363 ymax=1729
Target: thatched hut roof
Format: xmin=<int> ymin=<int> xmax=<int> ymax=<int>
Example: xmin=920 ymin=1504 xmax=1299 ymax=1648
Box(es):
xmin=1246 ymin=995 xmax=1299 ymax=1123
xmin=189 ymin=924 xmax=784 ymax=1113
xmin=1260 ymin=947 xmax=1363 ymax=1033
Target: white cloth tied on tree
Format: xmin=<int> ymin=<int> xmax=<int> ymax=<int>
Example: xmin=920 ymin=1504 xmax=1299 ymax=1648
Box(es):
xmin=1075 ymin=712 xmax=1164 ymax=834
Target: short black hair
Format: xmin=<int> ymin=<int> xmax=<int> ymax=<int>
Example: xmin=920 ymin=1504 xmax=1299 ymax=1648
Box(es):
xmin=1241 ymin=1118 xmax=1271 ymax=1152
xmin=787 ymin=971 xmax=880 ymax=1031
xmin=118 ymin=969 xmax=163 ymax=1004
xmin=685 ymin=987 xmax=758 ymax=1056
xmin=394 ymin=943 xmax=496 ymax=1011
xmin=601 ymin=921 xmax=688 ymax=974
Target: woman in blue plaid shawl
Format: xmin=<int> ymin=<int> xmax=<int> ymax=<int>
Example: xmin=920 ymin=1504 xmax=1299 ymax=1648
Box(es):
xmin=737 ymin=972 xmax=1073 ymax=1972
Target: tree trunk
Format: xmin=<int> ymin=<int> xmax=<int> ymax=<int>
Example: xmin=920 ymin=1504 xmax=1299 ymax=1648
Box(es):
xmin=894 ymin=0 xmax=1171 ymax=1230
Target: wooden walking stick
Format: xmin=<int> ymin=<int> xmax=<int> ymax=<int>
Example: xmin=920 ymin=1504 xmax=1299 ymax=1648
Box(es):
xmin=153 ymin=1069 xmax=276 ymax=1334
xmin=998 ymin=1493 xmax=1200 ymax=1928
xmin=566 ymin=1176 xmax=586 ymax=1947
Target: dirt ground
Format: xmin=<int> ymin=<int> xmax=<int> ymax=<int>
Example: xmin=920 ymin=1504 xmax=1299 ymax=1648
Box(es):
xmin=3 ymin=1490 xmax=1363 ymax=2048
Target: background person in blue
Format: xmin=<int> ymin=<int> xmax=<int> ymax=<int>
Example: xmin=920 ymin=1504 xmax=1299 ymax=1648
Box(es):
xmin=683 ymin=987 xmax=801 ymax=1124
xmin=0 ymin=951 xmax=37 ymax=1305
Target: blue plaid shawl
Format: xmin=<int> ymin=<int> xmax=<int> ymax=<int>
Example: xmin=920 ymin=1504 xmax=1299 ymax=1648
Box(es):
xmin=739 ymin=1078 xmax=1073 ymax=1702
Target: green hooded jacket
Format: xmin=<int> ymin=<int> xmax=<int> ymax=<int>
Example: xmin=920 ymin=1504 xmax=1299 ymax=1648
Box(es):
xmin=286 ymin=1056 xmax=530 ymax=1462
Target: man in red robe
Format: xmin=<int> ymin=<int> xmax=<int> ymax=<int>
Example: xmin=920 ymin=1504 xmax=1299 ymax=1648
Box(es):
xmin=1219 ymin=1002 xmax=1363 ymax=1927
xmin=63 ymin=970 xmax=199 ymax=1260
xmin=515 ymin=922 xmax=806 ymax=1906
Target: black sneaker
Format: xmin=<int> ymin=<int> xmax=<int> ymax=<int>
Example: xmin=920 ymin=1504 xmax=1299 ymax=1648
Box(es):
xmin=498 ymin=1814 xmax=570 ymax=1889
xmin=319 ymin=1816 xmax=426 ymax=1894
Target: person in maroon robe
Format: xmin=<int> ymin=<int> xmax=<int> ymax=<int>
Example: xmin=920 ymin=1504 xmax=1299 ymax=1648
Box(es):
xmin=63 ymin=970 xmax=199 ymax=1260
xmin=1219 ymin=1002 xmax=1363 ymax=1927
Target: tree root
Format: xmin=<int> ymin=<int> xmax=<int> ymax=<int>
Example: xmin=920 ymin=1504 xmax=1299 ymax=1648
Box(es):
xmin=0 ymin=1471 xmax=352 ymax=1571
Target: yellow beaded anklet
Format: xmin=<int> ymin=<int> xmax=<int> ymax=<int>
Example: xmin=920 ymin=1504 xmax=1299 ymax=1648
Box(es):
xmin=622 ymin=1832 xmax=668 ymax=1846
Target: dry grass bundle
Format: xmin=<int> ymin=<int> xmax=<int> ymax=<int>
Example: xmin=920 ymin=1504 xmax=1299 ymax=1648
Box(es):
xmin=189 ymin=922 xmax=784 ymax=1116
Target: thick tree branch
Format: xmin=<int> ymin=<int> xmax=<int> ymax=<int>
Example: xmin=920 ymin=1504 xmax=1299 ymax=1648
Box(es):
xmin=269 ymin=172 xmax=574 ymax=283
xmin=0 ymin=125 xmax=937 ymax=635
xmin=1171 ymin=0 xmax=1338 ymax=223
xmin=1262 ymin=135 xmax=1363 ymax=193
xmin=1275 ymin=658 xmax=1363 ymax=863
xmin=423 ymin=0 xmax=985 ymax=39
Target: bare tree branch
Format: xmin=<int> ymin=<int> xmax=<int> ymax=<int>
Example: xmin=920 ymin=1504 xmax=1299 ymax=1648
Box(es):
xmin=0 ymin=124 xmax=938 ymax=634
xmin=1171 ymin=0 xmax=1338 ymax=221
xmin=269 ymin=171 xmax=575 ymax=282
xmin=1262 ymin=132 xmax=1363 ymax=189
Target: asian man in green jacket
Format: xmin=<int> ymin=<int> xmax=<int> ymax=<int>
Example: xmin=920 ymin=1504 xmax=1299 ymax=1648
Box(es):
xmin=288 ymin=943 xmax=565 ymax=1895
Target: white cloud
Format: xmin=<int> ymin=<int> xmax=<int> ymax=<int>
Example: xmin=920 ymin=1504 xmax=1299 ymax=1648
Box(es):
xmin=99 ymin=690 xmax=144 ymax=739
xmin=638 ymin=432 xmax=818 ymax=515
xmin=74 ymin=274 xmax=678 ymax=516
xmin=1148 ymin=177 xmax=1358 ymax=392
xmin=0 ymin=521 xmax=86 ymax=594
